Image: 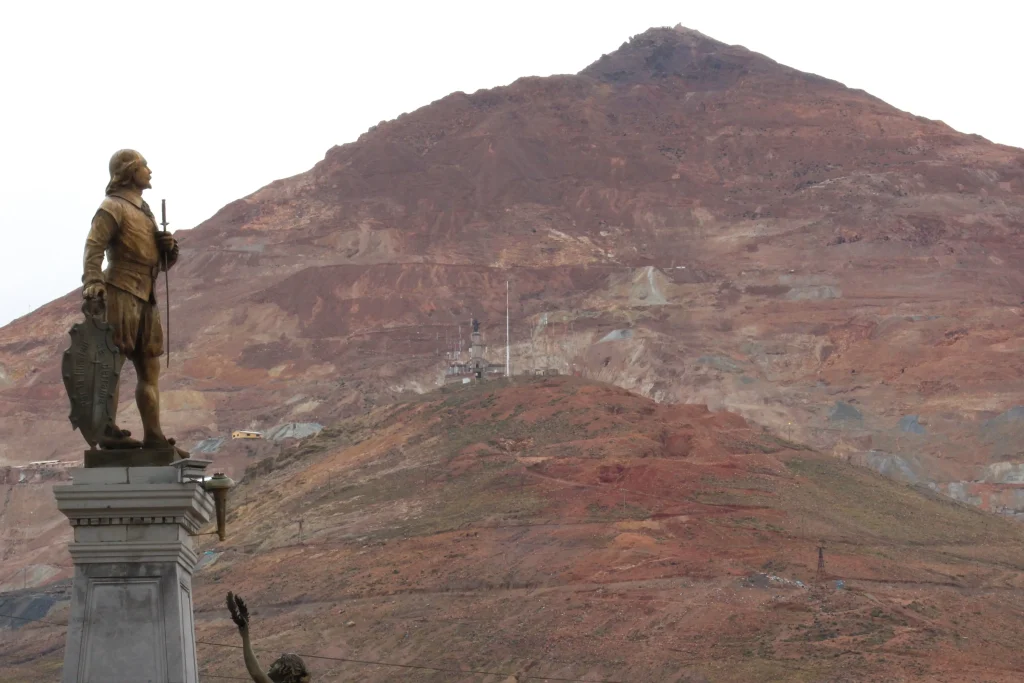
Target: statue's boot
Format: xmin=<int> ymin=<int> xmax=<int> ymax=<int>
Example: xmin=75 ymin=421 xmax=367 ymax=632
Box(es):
xmin=99 ymin=425 xmax=143 ymax=450
xmin=144 ymin=436 xmax=190 ymax=460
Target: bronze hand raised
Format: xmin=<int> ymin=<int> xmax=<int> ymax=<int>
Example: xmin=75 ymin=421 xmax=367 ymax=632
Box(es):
xmin=227 ymin=593 xmax=311 ymax=683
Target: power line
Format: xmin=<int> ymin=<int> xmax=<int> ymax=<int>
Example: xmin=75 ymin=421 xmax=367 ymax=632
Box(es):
xmin=197 ymin=639 xmax=627 ymax=682
xmin=0 ymin=612 xmax=66 ymax=628
xmin=0 ymin=612 xmax=625 ymax=681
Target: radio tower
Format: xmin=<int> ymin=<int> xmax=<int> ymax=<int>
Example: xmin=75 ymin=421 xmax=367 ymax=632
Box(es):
xmin=815 ymin=544 xmax=826 ymax=583
xmin=505 ymin=280 xmax=511 ymax=377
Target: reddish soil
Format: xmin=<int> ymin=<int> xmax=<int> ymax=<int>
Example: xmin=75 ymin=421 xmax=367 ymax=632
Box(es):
xmin=3 ymin=25 xmax=1024 ymax=679
xmin=5 ymin=378 xmax=1024 ymax=681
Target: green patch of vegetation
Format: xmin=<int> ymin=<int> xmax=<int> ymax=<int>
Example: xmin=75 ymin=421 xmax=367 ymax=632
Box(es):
xmin=782 ymin=455 xmax=1024 ymax=545
xmin=723 ymin=432 xmax=811 ymax=455
xmin=724 ymin=437 xmax=783 ymax=454
xmin=585 ymin=501 xmax=651 ymax=522
xmin=865 ymin=625 xmax=895 ymax=646
xmin=694 ymin=489 xmax=775 ymax=508
xmin=763 ymin=434 xmax=814 ymax=451
xmin=697 ymin=475 xmax=780 ymax=494
xmin=713 ymin=659 xmax=826 ymax=683
xmin=391 ymin=464 xmax=547 ymax=540
xmin=731 ymin=515 xmax=760 ymax=526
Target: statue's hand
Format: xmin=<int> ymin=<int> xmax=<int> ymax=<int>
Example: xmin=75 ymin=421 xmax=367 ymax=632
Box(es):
xmin=227 ymin=591 xmax=250 ymax=633
xmin=157 ymin=233 xmax=178 ymax=253
xmin=82 ymin=282 xmax=106 ymax=300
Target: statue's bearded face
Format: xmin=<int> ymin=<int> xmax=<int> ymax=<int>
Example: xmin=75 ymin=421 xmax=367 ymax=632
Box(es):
xmin=132 ymin=161 xmax=152 ymax=190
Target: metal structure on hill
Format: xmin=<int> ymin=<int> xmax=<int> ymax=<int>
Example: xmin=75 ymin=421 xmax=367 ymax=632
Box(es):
xmin=444 ymin=317 xmax=506 ymax=383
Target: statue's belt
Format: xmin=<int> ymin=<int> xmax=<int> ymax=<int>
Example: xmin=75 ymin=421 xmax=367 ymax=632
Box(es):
xmin=110 ymin=258 xmax=159 ymax=279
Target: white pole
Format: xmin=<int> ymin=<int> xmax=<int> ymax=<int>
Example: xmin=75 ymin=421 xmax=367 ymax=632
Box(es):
xmin=506 ymin=280 xmax=510 ymax=377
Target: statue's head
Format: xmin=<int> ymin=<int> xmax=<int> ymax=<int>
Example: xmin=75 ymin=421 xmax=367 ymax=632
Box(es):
xmin=268 ymin=653 xmax=310 ymax=683
xmin=105 ymin=149 xmax=151 ymax=195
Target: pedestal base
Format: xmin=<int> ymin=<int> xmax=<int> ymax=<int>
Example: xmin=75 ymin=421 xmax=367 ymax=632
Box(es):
xmin=84 ymin=448 xmax=181 ymax=468
xmin=55 ymin=464 xmax=214 ymax=683
xmin=62 ymin=561 xmax=198 ymax=683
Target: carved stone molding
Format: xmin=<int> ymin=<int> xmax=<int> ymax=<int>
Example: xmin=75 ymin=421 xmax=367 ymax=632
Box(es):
xmin=68 ymin=541 xmax=199 ymax=570
xmin=70 ymin=516 xmax=183 ymax=526
xmin=54 ymin=480 xmax=214 ymax=535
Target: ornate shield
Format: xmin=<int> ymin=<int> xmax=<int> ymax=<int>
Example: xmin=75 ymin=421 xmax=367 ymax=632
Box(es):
xmin=61 ymin=300 xmax=122 ymax=448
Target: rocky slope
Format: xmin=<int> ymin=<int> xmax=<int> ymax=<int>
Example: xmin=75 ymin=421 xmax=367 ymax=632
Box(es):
xmin=2 ymin=25 xmax=1024 ymax=590
xmin=5 ymin=377 xmax=1024 ymax=681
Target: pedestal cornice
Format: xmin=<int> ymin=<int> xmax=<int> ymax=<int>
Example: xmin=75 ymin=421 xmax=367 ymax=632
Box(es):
xmin=54 ymin=482 xmax=214 ymax=534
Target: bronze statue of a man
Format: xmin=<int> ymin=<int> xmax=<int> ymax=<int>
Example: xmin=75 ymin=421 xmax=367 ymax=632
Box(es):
xmin=81 ymin=149 xmax=182 ymax=452
xmin=227 ymin=593 xmax=311 ymax=682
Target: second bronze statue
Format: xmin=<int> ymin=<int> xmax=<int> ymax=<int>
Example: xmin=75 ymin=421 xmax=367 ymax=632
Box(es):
xmin=227 ymin=592 xmax=311 ymax=682
xmin=64 ymin=149 xmax=188 ymax=462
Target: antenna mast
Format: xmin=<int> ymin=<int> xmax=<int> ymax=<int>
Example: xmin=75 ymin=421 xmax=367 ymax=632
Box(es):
xmin=506 ymin=280 xmax=510 ymax=377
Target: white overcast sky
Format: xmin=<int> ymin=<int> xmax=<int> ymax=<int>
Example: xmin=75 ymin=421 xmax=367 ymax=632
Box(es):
xmin=1 ymin=0 xmax=1021 ymax=327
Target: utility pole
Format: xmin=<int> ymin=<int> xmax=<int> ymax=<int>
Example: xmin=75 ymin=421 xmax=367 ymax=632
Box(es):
xmin=506 ymin=280 xmax=511 ymax=377
xmin=815 ymin=544 xmax=826 ymax=583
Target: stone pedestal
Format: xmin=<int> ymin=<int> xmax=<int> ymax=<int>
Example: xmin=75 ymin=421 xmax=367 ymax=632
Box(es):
xmin=54 ymin=460 xmax=214 ymax=683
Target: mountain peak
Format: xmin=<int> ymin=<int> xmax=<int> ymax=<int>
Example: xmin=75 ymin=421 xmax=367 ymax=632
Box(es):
xmin=579 ymin=25 xmax=743 ymax=85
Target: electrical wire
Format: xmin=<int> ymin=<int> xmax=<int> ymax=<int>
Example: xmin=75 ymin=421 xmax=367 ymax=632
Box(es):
xmin=0 ymin=612 xmax=65 ymax=627
xmin=0 ymin=613 xmax=626 ymax=681
xmin=197 ymin=639 xmax=627 ymax=682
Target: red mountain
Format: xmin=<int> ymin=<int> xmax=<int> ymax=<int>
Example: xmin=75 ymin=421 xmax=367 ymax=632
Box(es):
xmin=2 ymin=25 xmax=1024 ymax=589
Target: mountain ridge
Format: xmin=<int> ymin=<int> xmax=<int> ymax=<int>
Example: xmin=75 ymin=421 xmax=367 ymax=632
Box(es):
xmin=2 ymin=26 xmax=1024 ymax=597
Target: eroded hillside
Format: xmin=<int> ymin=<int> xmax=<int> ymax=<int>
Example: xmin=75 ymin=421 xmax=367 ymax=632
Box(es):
xmin=5 ymin=378 xmax=1024 ymax=681
xmin=2 ymin=24 xmax=1024 ymax=610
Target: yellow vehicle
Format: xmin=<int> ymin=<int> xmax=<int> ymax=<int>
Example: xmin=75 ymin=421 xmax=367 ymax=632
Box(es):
xmin=231 ymin=430 xmax=263 ymax=440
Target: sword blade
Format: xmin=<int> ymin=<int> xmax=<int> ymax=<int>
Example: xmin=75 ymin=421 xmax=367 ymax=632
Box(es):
xmin=161 ymin=198 xmax=170 ymax=368
xmin=164 ymin=258 xmax=170 ymax=368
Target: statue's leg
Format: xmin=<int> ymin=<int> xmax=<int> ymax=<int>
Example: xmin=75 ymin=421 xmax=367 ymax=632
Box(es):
xmin=135 ymin=354 xmax=166 ymax=447
xmin=97 ymin=288 xmax=143 ymax=449
xmin=112 ymin=354 xmax=123 ymax=421
xmin=136 ymin=354 xmax=189 ymax=458
xmin=130 ymin=297 xmax=188 ymax=457
xmin=109 ymin=354 xmax=128 ymax=435
xmin=99 ymin=353 xmax=143 ymax=449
